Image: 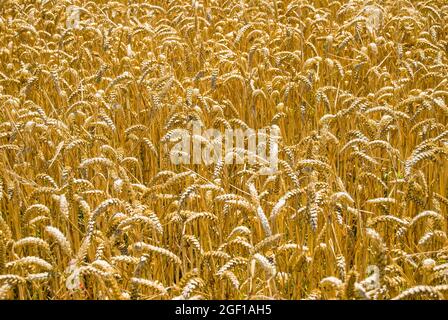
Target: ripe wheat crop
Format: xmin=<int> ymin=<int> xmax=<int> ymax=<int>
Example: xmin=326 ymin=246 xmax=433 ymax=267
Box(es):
xmin=0 ymin=0 xmax=448 ymax=300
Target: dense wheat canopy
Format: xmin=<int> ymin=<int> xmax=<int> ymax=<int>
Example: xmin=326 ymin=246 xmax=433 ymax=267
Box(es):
xmin=0 ymin=0 xmax=448 ymax=300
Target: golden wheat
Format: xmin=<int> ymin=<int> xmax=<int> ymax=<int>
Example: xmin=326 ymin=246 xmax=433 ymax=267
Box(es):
xmin=0 ymin=0 xmax=447 ymax=300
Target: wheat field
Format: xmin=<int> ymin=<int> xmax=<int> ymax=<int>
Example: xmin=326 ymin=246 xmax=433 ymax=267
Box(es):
xmin=0 ymin=0 xmax=447 ymax=300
